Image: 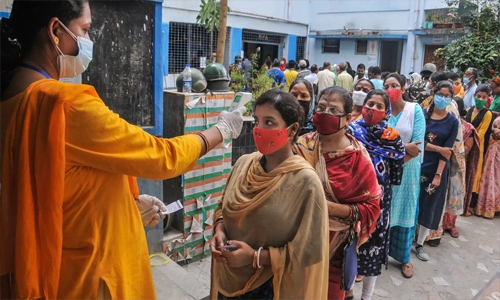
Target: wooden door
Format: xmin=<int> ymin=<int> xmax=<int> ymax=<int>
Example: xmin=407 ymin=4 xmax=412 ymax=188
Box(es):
xmin=424 ymin=45 xmax=446 ymax=71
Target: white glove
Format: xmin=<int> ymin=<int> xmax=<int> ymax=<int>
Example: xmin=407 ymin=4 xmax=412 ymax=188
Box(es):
xmin=136 ymin=194 xmax=167 ymax=227
xmin=214 ymin=106 xmax=246 ymax=140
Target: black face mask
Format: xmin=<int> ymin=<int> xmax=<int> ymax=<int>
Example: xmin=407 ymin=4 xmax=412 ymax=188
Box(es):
xmin=298 ymin=100 xmax=311 ymax=120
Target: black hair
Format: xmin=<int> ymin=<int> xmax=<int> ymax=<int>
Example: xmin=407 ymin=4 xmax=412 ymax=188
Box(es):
xmin=1 ymin=0 xmax=88 ymax=92
xmin=264 ymin=59 xmax=272 ymax=69
xmin=426 ymin=80 xmax=454 ymax=120
xmin=317 ymin=86 xmax=353 ymax=114
xmin=254 ymin=90 xmax=304 ymax=142
xmin=381 ymin=71 xmax=390 ymax=80
xmin=453 ymin=96 xmax=466 ymax=117
xmin=323 ymin=61 xmax=331 ymax=68
xmin=310 ymin=64 xmax=318 ymax=73
xmin=433 ymin=80 xmax=454 ymax=96
xmin=355 ymin=78 xmax=375 ymax=89
xmin=401 ymin=75 xmax=407 ymax=84
xmin=289 ymin=78 xmax=314 ymax=100
xmin=475 ymin=83 xmax=491 ymax=95
xmin=364 ymin=89 xmax=390 ymax=112
xmin=368 ymin=66 xmax=374 ymax=73
xmin=288 ymin=60 xmax=297 ymax=70
xmin=272 ymin=58 xmax=280 ymax=68
xmin=468 ymin=67 xmax=478 ymax=80
xmin=430 ymin=71 xmax=448 ymax=84
xmin=305 ymin=59 xmax=310 ymax=69
xmin=372 ymin=66 xmax=382 ymax=76
xmin=383 ymin=73 xmax=405 ymax=89
xmin=447 ymin=72 xmax=460 ymax=81
xmin=357 ymin=63 xmax=366 ymax=70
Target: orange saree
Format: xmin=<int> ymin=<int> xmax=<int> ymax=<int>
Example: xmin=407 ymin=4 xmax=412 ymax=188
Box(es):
xmin=1 ymin=79 xmax=201 ymax=299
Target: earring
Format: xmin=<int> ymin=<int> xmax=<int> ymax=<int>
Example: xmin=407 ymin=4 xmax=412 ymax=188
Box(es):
xmin=54 ymin=37 xmax=59 ymax=45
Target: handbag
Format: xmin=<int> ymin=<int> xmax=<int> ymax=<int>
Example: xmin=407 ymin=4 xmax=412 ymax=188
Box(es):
xmin=341 ymin=229 xmax=358 ymax=291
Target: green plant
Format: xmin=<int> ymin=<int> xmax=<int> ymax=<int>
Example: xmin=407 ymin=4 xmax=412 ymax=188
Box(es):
xmin=436 ymin=0 xmax=500 ymax=81
xmin=229 ymin=69 xmax=247 ymax=93
xmin=426 ymin=13 xmax=434 ymax=22
xmin=196 ymin=0 xmax=231 ymax=61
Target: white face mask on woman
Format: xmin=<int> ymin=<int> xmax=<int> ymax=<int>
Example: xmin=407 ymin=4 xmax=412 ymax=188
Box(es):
xmin=54 ymin=21 xmax=93 ymax=79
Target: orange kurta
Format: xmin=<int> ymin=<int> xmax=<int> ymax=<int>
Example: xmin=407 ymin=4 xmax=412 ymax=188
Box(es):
xmin=0 ymin=79 xmax=201 ymax=299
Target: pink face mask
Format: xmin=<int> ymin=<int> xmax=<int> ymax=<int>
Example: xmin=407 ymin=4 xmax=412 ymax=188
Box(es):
xmin=387 ymin=88 xmax=402 ymax=103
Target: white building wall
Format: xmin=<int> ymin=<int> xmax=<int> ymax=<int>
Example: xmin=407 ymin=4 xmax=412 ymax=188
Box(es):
xmin=163 ymin=0 xmax=309 ymax=36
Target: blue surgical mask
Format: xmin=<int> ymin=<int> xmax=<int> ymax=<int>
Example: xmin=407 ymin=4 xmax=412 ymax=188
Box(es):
xmin=463 ymin=76 xmax=470 ymax=86
xmin=55 ymin=21 xmax=93 ymax=79
xmin=434 ymin=94 xmax=451 ymax=110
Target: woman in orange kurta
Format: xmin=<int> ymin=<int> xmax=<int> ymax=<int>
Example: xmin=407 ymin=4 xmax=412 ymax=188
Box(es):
xmin=0 ymin=1 xmax=245 ymax=299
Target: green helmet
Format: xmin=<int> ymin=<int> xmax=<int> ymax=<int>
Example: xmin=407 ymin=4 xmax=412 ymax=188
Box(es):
xmin=203 ymin=63 xmax=229 ymax=81
xmin=176 ymin=68 xmax=207 ymax=93
xmin=421 ymin=63 xmax=437 ymax=74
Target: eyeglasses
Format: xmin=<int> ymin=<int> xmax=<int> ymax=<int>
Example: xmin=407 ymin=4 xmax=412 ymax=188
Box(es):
xmin=316 ymin=105 xmax=345 ymax=116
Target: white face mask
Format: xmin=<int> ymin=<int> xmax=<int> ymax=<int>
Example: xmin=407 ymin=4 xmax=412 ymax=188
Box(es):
xmin=352 ymin=90 xmax=367 ymax=106
xmin=55 ymin=21 xmax=93 ymax=79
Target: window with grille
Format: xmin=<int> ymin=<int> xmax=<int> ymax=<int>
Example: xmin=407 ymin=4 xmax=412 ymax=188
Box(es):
xmin=296 ymin=36 xmax=307 ymax=60
xmin=322 ymin=39 xmax=340 ymax=53
xmin=356 ymin=40 xmax=368 ymax=55
xmin=168 ymin=22 xmax=231 ymax=74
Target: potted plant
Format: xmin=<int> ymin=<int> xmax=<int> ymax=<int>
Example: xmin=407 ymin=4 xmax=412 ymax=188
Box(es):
xmin=448 ymin=8 xmax=463 ymax=28
xmin=424 ymin=13 xmax=434 ymax=29
xmin=433 ymin=14 xmax=449 ymax=28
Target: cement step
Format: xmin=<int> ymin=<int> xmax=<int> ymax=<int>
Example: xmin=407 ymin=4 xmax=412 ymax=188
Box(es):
xmin=151 ymin=255 xmax=210 ymax=300
xmin=153 ymin=228 xmax=211 ymax=299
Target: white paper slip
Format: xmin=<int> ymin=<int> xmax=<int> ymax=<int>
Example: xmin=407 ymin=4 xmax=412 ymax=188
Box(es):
xmin=162 ymin=200 xmax=184 ymax=215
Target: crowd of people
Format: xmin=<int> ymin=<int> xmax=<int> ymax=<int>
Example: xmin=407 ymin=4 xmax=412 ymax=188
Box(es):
xmin=1 ymin=0 xmax=499 ymax=298
xmin=211 ymin=57 xmax=500 ymax=300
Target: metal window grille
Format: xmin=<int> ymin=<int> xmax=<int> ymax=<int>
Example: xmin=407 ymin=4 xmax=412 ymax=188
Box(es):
xmin=355 ymin=40 xmax=368 ymax=55
xmin=169 ymin=22 xmax=231 ymax=74
xmin=296 ymin=36 xmax=307 ymax=60
xmin=242 ymin=29 xmax=284 ymax=45
xmin=322 ymin=39 xmax=340 ymax=54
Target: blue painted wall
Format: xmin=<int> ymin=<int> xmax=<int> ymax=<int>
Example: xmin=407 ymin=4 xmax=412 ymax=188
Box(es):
xmin=162 ymin=22 xmax=170 ymax=78
xmin=144 ymin=1 xmax=164 ymax=137
xmin=287 ymin=34 xmax=297 ymax=61
xmin=231 ymin=28 xmax=243 ymax=60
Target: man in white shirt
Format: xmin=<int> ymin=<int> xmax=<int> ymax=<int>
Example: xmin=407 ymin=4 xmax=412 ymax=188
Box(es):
xmin=304 ymin=64 xmax=318 ymax=85
xmin=353 ymin=63 xmax=367 ymax=85
xmin=314 ymin=61 xmax=336 ymax=95
xmin=463 ymin=67 xmax=478 ymax=109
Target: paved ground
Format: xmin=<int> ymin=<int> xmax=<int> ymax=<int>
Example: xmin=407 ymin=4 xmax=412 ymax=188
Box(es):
xmin=156 ymin=214 xmax=499 ymax=299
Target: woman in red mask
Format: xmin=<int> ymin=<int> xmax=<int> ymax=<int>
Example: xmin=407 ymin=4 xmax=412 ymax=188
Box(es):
xmin=345 ymin=90 xmax=406 ymax=300
xmin=294 ymin=86 xmax=381 ymax=300
xmin=385 ymin=73 xmax=426 ymax=279
xmin=210 ymin=90 xmax=329 ymax=299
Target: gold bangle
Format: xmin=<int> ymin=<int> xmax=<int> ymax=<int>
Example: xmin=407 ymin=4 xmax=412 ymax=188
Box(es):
xmin=196 ymin=132 xmax=210 ymax=154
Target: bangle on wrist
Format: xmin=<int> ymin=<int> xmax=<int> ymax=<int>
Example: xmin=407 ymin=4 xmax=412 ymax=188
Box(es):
xmin=214 ymin=218 xmax=224 ymax=230
xmin=257 ymin=247 xmax=263 ymax=269
xmin=435 ymin=173 xmax=442 ymax=177
xmin=252 ymin=250 xmax=258 ymax=269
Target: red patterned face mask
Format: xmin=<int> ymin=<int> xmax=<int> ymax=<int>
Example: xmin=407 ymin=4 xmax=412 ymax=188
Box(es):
xmin=253 ymin=126 xmax=291 ymax=155
xmin=362 ymin=107 xmax=386 ymax=126
xmin=387 ymin=88 xmax=402 ymax=103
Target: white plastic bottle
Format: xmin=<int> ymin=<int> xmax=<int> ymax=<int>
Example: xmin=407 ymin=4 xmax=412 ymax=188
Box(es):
xmin=182 ymin=64 xmax=192 ymax=93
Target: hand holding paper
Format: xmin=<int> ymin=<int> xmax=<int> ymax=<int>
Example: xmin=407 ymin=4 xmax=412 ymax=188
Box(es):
xmin=136 ymin=194 xmax=168 ymax=227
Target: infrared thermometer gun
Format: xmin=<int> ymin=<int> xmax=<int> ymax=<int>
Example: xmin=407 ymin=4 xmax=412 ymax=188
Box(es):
xmin=229 ymin=92 xmax=252 ymax=112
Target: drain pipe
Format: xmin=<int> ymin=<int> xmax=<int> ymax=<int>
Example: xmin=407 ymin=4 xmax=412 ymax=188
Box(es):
xmin=287 ymin=0 xmax=291 ymax=20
